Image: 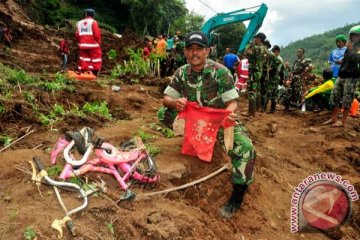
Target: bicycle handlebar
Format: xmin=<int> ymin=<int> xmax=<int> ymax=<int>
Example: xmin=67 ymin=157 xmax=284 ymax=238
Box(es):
xmin=63 ymin=140 xmax=94 ymax=167
xmin=32 ymin=157 xmax=88 ymax=216
xmin=33 ymin=156 xmax=45 ymax=171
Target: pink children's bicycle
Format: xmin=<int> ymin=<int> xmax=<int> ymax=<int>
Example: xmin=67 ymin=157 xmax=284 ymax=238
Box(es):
xmin=51 ymin=127 xmax=159 ymax=200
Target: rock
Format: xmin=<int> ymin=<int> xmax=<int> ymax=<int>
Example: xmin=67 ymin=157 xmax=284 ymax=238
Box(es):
xmin=269 ymin=220 xmax=278 ymax=230
xmin=267 ymin=122 xmax=278 ymax=133
xmin=173 ymin=118 xmax=185 ymax=136
xmin=3 ymin=195 xmax=12 ymax=203
xmin=309 ymin=127 xmax=320 ymax=133
xmin=159 ymin=162 xmax=186 ymax=179
xmin=348 ymin=131 xmax=357 ymax=137
xmin=111 ymin=85 xmax=120 ymax=92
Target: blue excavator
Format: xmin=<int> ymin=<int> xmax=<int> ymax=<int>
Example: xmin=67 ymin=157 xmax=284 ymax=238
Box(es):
xmin=201 ymin=3 xmax=268 ymax=54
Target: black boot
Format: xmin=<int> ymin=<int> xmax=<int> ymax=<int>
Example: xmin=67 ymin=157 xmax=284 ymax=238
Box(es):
xmin=219 ymin=184 xmax=248 ymax=219
xmin=261 ymin=95 xmax=268 ymax=112
xmin=256 ymin=95 xmax=262 ymax=112
xmin=262 ymin=97 xmax=269 ymax=113
xmin=92 ymin=70 xmax=99 ymax=76
xmin=269 ymin=99 xmax=276 ymax=113
xmin=249 ymin=98 xmax=257 ymax=116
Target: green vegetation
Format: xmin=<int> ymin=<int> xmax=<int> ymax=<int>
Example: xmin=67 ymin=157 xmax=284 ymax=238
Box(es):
xmin=212 ymin=23 xmax=247 ymax=56
xmin=38 ymin=113 xmax=54 ymax=126
xmin=149 ymin=123 xmax=175 ymax=138
xmin=107 ymin=49 xmax=118 ymax=60
xmin=69 ymin=104 xmax=85 ymax=117
xmin=0 ymin=103 xmax=4 ymax=113
xmin=8 ymin=209 xmax=19 ymax=220
xmin=107 ymin=222 xmax=115 ymax=236
xmin=136 ymin=128 xmax=161 ymax=156
xmin=99 ymin=22 xmax=117 ymax=34
xmin=0 ymin=135 xmax=12 ymax=146
xmin=82 ymin=101 xmax=112 ymax=119
xmin=38 ymin=103 xmax=67 ymax=126
xmin=112 ymin=48 xmax=152 ymax=78
xmin=46 ymin=165 xmax=63 ymax=177
xmin=38 ymin=101 xmax=112 ymax=126
xmin=39 ymin=72 xmax=74 ymax=92
xmin=145 ymin=144 xmax=162 ymax=157
xmin=23 ymin=226 xmax=36 ymax=240
xmin=28 ymin=0 xmax=193 ymax=36
xmin=170 ymin=10 xmax=205 ymax=34
xmin=8 ymin=69 xmax=36 ymax=85
xmin=137 ymin=129 xmax=156 ymax=142
xmin=281 ymin=22 xmax=360 ymax=74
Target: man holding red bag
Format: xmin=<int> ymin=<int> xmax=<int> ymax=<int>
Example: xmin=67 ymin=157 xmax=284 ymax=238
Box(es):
xmin=162 ymin=31 xmax=256 ymax=219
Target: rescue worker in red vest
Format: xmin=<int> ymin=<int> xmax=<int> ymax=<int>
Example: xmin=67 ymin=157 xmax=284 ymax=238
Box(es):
xmin=235 ymin=54 xmax=249 ymax=92
xmin=75 ymin=9 xmax=102 ymax=75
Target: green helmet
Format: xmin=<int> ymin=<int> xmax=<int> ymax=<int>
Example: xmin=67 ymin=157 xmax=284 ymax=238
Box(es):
xmin=335 ymin=34 xmax=347 ymax=42
xmin=349 ymin=25 xmax=360 ymax=35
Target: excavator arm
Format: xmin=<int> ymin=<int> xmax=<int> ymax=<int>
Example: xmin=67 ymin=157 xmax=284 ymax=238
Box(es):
xmin=201 ymin=3 xmax=268 ymax=53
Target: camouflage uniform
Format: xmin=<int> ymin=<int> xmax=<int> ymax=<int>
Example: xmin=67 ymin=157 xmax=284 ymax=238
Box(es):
xmin=263 ymin=53 xmax=283 ymax=112
xmin=330 ymin=78 xmax=358 ymax=109
xmin=163 ymin=59 xmax=256 ymax=185
xmin=173 ymin=41 xmax=186 ymax=70
xmin=245 ymin=43 xmax=268 ymax=114
xmin=283 ymin=57 xmax=312 ymax=108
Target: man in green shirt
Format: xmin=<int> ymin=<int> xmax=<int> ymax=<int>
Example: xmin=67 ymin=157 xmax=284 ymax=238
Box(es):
xmin=162 ymin=31 xmax=256 ymax=219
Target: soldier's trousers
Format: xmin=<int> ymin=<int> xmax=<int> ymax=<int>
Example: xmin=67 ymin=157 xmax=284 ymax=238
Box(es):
xmin=330 ymin=77 xmax=358 ymax=109
xmin=266 ymin=81 xmax=279 ymax=102
xmin=248 ymin=71 xmax=262 ymax=101
xmin=217 ymin=124 xmax=256 ymax=185
xmin=283 ymin=75 xmax=302 ymax=107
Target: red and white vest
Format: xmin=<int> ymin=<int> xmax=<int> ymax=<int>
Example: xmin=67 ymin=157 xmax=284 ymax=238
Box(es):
xmin=237 ymin=59 xmax=249 ymax=81
xmin=235 ymin=58 xmax=249 ymax=90
xmin=76 ymin=18 xmax=101 ymax=49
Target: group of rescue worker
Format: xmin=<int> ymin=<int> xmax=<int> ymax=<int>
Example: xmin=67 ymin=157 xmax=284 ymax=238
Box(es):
xmin=142 ymin=31 xmax=187 ymax=78
xmin=235 ymin=32 xmax=314 ymax=117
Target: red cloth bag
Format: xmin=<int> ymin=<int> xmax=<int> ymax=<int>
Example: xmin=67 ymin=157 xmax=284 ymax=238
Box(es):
xmin=177 ymin=101 xmax=236 ymax=162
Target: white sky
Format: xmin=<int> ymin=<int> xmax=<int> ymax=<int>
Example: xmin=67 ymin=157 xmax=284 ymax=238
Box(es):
xmin=185 ymin=0 xmax=360 ymax=47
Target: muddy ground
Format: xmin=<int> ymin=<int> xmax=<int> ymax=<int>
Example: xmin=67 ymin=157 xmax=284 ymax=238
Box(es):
xmin=0 ymin=1 xmax=359 ymax=240
xmin=0 ymin=82 xmax=359 ymax=240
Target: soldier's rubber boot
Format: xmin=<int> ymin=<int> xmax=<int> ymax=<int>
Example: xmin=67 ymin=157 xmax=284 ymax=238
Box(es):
xmin=269 ymin=99 xmax=276 ymax=114
xmin=241 ymin=98 xmax=256 ymax=117
xmin=256 ymin=95 xmax=262 ymax=112
xmin=219 ymin=184 xmax=248 ymax=219
xmin=261 ymin=95 xmax=268 ymax=112
xmin=262 ymin=97 xmax=269 ymax=113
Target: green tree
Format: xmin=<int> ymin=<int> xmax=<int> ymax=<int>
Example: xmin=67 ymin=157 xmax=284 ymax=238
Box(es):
xmin=212 ymin=23 xmax=246 ymax=56
xmin=28 ymin=0 xmax=188 ymax=36
xmin=170 ymin=11 xmax=205 ymax=35
xmin=120 ymin=0 xmax=187 ymax=35
xmin=281 ymin=21 xmax=360 ymax=73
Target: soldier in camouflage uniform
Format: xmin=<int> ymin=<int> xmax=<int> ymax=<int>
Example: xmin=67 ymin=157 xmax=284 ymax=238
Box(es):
xmin=243 ymin=32 xmax=268 ymax=116
xmin=259 ymin=40 xmax=272 ymax=112
xmin=283 ymin=48 xmax=312 ymax=110
xmin=162 ymin=32 xmax=256 ymax=219
xmin=263 ymin=45 xmax=283 ymax=113
xmin=173 ymin=36 xmax=186 ymax=70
